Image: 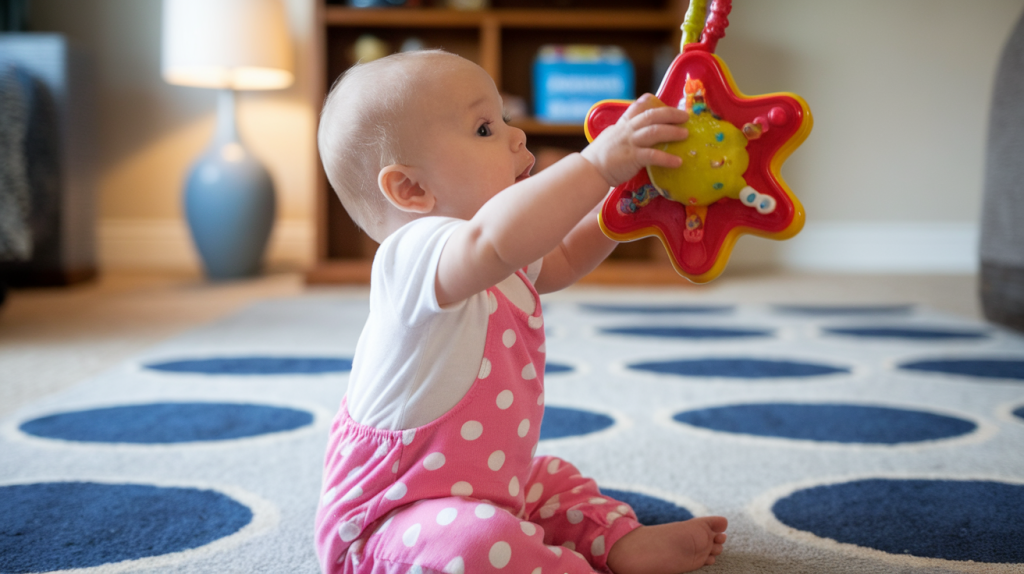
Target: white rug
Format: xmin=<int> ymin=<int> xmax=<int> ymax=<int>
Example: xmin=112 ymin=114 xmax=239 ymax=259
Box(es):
xmin=2 ymin=292 xmax=1023 ymax=573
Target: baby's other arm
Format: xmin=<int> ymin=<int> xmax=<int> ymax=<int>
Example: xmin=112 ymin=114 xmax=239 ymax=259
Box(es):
xmin=533 ymin=95 xmax=690 ymax=293
xmin=436 ymin=95 xmax=687 ymax=306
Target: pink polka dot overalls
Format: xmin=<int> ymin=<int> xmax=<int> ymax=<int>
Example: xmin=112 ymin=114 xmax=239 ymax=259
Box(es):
xmin=315 ymin=271 xmax=642 ymax=573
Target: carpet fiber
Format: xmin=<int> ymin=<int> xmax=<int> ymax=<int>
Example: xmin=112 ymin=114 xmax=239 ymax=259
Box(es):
xmin=2 ymin=293 xmax=1023 ymax=573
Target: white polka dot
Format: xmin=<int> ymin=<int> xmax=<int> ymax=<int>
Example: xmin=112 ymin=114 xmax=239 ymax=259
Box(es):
xmin=545 ymin=494 xmax=561 ymax=506
xmin=521 ymin=362 xmax=537 ymax=380
xmin=402 ymin=523 xmax=421 ymax=547
xmin=547 ymin=459 xmax=560 ymax=474
xmin=461 ymin=420 xmax=483 ymax=440
xmin=538 ymin=343 xmax=546 ymax=353
xmin=373 ymin=441 xmax=389 ymax=458
xmin=408 ymin=565 xmax=423 ymax=574
xmin=451 ymin=481 xmax=473 ymax=497
xmin=528 ymin=315 xmax=543 ymax=329
xmin=478 ymin=358 xmax=492 ymax=379
xmin=346 ymin=465 xmax=364 ymax=480
xmin=592 ymin=535 xmax=607 ymax=556
xmin=384 ymin=482 xmax=407 ymax=501
xmin=539 ymin=504 xmax=557 ymax=519
xmin=518 ymin=419 xmax=531 ymax=437
xmin=530 ymin=568 xmax=541 ymax=574
xmin=502 ymin=329 xmax=517 ymax=348
xmin=537 ymin=391 xmax=544 ymax=405
xmin=402 ymin=429 xmax=416 ymax=445
xmin=547 ymin=545 xmax=563 ymax=557
xmin=567 ymin=508 xmax=584 ymax=524
xmin=589 ymin=497 xmax=607 ymax=505
xmin=475 ymin=504 xmax=496 ymax=519
xmin=340 ymin=442 xmax=354 ymax=456
xmin=489 ymin=541 xmax=512 ymax=568
xmin=392 ymin=461 xmax=400 ymax=473
xmin=526 ymin=483 xmax=544 ymax=503
xmin=436 ymin=507 xmax=458 ymax=526
xmin=617 ymin=504 xmax=630 ymax=514
xmin=562 ymin=541 xmax=576 ymax=551
xmin=488 ymin=292 xmax=498 ymax=314
xmin=488 ymin=450 xmax=506 ymax=471
xmin=341 ymin=486 xmax=363 ymax=502
xmin=496 ymin=390 xmax=514 ymax=410
xmin=338 ymin=519 xmax=361 ymax=542
xmin=322 ymin=486 xmax=338 ymax=506
xmin=520 ymin=521 xmax=537 ymax=536
xmin=444 ymin=556 xmax=465 ymax=574
xmin=509 ymin=476 xmax=520 ymax=496
xmin=606 ymin=511 xmax=622 ymax=523
xmin=423 ymin=452 xmax=446 ymax=471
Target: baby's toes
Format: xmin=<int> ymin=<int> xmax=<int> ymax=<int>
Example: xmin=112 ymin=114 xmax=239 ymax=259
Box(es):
xmin=714 ymin=532 xmax=727 ymax=545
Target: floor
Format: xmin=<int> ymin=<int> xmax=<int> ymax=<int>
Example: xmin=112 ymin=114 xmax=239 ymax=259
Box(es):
xmin=0 ymin=271 xmax=983 ymax=418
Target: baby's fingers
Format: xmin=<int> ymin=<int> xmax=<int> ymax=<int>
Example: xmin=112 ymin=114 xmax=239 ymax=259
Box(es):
xmin=633 ymin=123 xmax=688 ymax=149
xmin=639 ymin=147 xmax=683 ymax=169
xmin=630 ymin=104 xmax=689 ymax=130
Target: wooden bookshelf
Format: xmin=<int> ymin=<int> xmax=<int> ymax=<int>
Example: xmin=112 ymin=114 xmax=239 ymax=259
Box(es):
xmin=307 ymin=1 xmax=687 ymax=285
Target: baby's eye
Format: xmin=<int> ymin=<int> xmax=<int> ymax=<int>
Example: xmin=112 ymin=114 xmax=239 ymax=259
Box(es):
xmin=477 ymin=123 xmax=493 ymax=137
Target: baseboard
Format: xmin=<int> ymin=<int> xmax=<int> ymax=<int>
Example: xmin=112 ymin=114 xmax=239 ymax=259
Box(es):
xmin=779 ymin=221 xmax=979 ymax=274
xmin=99 ymin=218 xmax=313 ymax=272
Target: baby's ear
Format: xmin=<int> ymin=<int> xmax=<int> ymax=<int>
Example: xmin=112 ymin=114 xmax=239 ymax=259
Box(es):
xmin=378 ymin=165 xmax=436 ymax=214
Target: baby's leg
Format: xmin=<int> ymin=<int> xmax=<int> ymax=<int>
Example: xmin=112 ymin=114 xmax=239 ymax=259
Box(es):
xmin=522 ymin=456 xmax=727 ymax=574
xmin=521 ymin=456 xmax=644 ymax=571
xmin=352 ymin=496 xmax=603 ymax=573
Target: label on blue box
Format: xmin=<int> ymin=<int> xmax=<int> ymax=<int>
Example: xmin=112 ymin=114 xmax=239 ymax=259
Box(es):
xmin=533 ymin=45 xmax=634 ymax=123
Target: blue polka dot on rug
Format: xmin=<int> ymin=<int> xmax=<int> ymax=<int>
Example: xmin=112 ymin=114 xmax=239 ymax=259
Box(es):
xmin=600 ymin=488 xmax=694 ymax=525
xmin=145 ymin=356 xmax=352 ymax=375
xmin=580 ymin=303 xmax=734 ymax=315
xmin=771 ymin=478 xmax=1024 ymax=563
xmin=20 ymin=402 xmax=314 ymax=444
xmin=773 ymin=304 xmax=913 ymax=316
xmin=629 ymin=357 xmax=850 ymax=379
xmin=1013 ymin=406 xmax=1024 ymax=423
xmin=539 ymin=406 xmax=615 ymax=440
xmin=899 ymin=358 xmax=1024 ymax=381
xmin=673 ymin=403 xmax=976 ymax=444
xmin=601 ymin=326 xmax=773 ymax=340
xmin=823 ymin=326 xmax=989 ymax=340
xmin=545 ymin=361 xmax=574 ymax=375
xmin=0 ymin=482 xmax=252 ymax=573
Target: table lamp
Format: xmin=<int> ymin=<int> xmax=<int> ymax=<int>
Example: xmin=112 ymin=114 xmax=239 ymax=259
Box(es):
xmin=161 ymin=0 xmax=294 ymax=279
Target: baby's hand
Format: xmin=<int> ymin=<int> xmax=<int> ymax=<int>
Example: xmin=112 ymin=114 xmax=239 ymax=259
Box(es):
xmin=581 ymin=94 xmax=689 ymax=186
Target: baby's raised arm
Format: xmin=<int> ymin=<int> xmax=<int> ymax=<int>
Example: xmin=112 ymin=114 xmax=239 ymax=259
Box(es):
xmin=436 ymin=94 xmax=688 ymax=307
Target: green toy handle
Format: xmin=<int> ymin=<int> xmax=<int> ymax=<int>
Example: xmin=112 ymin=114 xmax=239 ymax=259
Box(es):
xmin=681 ymin=0 xmax=707 ymax=48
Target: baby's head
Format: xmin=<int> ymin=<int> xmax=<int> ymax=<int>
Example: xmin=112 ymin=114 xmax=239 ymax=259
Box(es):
xmin=318 ymin=50 xmax=534 ymax=241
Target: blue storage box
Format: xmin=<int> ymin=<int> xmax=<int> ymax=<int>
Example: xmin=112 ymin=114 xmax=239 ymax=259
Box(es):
xmin=533 ymin=45 xmax=634 ymax=123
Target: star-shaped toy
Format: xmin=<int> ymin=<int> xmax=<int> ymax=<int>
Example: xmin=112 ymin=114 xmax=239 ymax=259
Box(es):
xmin=585 ymin=0 xmax=812 ymax=283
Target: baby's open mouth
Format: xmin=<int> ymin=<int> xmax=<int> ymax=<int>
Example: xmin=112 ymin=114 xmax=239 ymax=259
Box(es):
xmin=515 ymin=158 xmax=535 ymax=183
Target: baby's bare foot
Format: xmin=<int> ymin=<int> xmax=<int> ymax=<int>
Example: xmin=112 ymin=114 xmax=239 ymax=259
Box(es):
xmin=606 ymin=516 xmax=728 ymax=574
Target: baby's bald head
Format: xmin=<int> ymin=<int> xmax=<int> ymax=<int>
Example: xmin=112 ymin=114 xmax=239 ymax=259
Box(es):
xmin=317 ymin=50 xmax=467 ymax=240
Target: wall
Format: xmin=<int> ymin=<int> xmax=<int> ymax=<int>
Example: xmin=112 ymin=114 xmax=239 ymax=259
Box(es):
xmin=718 ymin=0 xmax=1024 ymax=272
xmin=24 ymin=0 xmax=1024 ymax=275
xmin=28 ymin=0 xmax=319 ymax=274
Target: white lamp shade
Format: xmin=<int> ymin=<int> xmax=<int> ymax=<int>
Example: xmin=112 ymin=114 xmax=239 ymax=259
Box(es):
xmin=162 ymin=0 xmax=294 ymax=90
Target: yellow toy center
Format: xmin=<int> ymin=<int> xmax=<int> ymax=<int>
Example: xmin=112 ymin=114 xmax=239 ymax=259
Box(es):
xmin=647 ymin=110 xmax=750 ymax=206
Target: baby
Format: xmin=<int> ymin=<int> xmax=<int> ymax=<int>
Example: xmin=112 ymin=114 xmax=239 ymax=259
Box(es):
xmin=314 ymin=50 xmax=727 ymax=574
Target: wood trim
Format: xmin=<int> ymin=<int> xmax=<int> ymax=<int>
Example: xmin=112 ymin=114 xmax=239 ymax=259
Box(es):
xmin=324 ymin=8 xmax=680 ymax=31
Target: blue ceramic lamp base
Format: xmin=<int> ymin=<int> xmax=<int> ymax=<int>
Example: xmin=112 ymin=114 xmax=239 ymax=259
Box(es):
xmin=185 ymin=89 xmax=275 ymax=280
